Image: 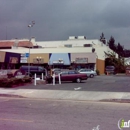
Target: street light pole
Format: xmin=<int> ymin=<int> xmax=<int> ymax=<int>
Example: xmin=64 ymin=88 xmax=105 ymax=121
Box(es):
xmin=96 ymin=55 xmax=98 ymax=71
xmin=28 ymin=21 xmax=35 ymax=76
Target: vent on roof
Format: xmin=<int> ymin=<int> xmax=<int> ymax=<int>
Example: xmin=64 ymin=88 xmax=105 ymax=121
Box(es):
xmin=13 ymin=39 xmax=19 ymax=48
xmin=69 ymin=36 xmax=77 ymax=40
xmin=77 ymin=36 xmax=86 ymax=39
xmin=31 ymin=37 xmax=36 ymax=45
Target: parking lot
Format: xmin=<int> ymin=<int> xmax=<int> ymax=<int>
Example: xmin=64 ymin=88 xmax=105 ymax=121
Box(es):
xmin=16 ymin=75 xmax=130 ymax=93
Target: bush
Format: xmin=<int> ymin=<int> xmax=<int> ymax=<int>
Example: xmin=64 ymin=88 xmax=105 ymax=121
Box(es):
xmin=96 ymin=70 xmax=100 ymax=75
xmin=23 ymin=76 xmax=32 ymax=83
xmin=115 ymin=65 xmax=126 ymax=73
xmin=0 ymin=78 xmax=13 ymax=87
xmin=7 ymin=72 xmax=14 ymax=78
xmin=0 ymin=76 xmax=32 ymax=88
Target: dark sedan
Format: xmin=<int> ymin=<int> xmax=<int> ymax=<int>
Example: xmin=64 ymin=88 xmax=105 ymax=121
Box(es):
xmin=46 ymin=70 xmax=88 ymax=83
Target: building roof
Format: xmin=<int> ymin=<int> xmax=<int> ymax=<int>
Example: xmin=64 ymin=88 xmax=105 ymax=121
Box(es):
xmin=0 ymin=40 xmax=33 ymax=47
xmin=18 ymin=41 xmax=33 ymax=47
xmin=0 ymin=47 xmax=93 ymax=54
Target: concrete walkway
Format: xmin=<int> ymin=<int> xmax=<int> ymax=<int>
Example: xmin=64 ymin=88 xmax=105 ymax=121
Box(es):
xmin=0 ymin=86 xmax=130 ymax=102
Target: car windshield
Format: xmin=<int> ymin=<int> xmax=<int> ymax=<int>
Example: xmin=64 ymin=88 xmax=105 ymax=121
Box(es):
xmin=73 ymin=71 xmax=79 ymax=74
xmin=68 ymin=71 xmax=76 ymax=74
xmin=79 ymin=69 xmax=92 ymax=72
xmin=106 ymin=66 xmax=115 ymax=69
xmin=61 ymin=71 xmax=68 ymax=75
xmin=38 ymin=67 xmax=44 ymax=71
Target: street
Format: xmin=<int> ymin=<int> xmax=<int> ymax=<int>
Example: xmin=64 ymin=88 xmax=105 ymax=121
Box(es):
xmin=0 ymin=97 xmax=129 ymax=130
xmin=1 ymin=75 xmax=130 ymax=102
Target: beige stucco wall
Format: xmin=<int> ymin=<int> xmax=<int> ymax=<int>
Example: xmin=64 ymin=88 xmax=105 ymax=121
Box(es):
xmin=96 ymin=59 xmax=105 ymax=74
xmin=71 ymin=53 xmax=96 ymax=63
xmin=27 ymin=53 xmax=49 ymax=64
xmin=0 ymin=51 xmax=6 ymax=62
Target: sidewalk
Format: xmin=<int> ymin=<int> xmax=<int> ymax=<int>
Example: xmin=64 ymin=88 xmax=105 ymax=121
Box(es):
xmin=0 ymin=85 xmax=130 ymax=102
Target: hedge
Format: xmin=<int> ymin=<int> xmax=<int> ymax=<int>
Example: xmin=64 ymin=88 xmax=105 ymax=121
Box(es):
xmin=0 ymin=76 xmax=32 ymax=88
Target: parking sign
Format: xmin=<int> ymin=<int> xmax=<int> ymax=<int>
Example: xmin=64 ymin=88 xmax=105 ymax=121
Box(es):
xmin=26 ymin=53 xmax=29 ymax=57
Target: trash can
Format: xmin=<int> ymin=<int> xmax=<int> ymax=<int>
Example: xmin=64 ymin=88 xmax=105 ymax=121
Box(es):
xmin=126 ymin=67 xmax=130 ymax=75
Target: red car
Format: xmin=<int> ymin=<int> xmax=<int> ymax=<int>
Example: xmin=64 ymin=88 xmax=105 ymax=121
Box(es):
xmin=54 ymin=70 xmax=88 ymax=83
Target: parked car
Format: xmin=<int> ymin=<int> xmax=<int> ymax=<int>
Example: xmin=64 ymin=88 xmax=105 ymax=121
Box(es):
xmin=105 ymin=66 xmax=116 ymax=75
xmin=78 ymin=69 xmax=97 ymax=78
xmin=52 ymin=68 xmax=69 ymax=75
xmin=20 ymin=65 xmax=46 ymax=77
xmin=52 ymin=68 xmax=62 ymax=75
xmin=46 ymin=70 xmax=88 ymax=83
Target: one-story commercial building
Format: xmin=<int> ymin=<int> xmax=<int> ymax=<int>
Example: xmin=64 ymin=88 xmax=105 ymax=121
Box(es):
xmin=0 ymin=36 xmax=113 ymax=74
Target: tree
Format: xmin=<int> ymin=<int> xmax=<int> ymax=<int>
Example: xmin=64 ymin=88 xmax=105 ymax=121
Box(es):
xmin=108 ymin=36 xmax=117 ymax=52
xmin=123 ymin=49 xmax=130 ymax=57
xmin=100 ymin=33 xmax=129 ymax=59
xmin=116 ymin=43 xmax=124 ymax=58
xmin=100 ymin=32 xmax=106 ymax=44
xmin=104 ymin=51 xmax=126 ymax=73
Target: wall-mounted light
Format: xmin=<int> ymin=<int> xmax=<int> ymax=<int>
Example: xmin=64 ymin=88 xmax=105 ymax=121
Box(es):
xmin=36 ymin=57 xmax=42 ymax=64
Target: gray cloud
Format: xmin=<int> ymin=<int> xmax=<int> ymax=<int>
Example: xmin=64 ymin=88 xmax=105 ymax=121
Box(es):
xmin=0 ymin=0 xmax=130 ymax=48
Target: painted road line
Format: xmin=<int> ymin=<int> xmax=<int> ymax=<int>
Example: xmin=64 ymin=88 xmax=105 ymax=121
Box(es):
xmin=0 ymin=118 xmax=33 ymax=123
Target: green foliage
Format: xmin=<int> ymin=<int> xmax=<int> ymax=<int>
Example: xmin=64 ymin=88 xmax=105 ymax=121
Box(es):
xmin=107 ymin=36 xmax=126 ymax=57
xmin=108 ymin=36 xmax=116 ymax=51
xmin=23 ymin=76 xmax=32 ymax=83
xmin=96 ymin=70 xmax=100 ymax=75
xmin=101 ymin=34 xmax=130 ymax=57
xmin=7 ymin=72 xmax=14 ymax=78
xmin=104 ymin=51 xmax=126 ymax=73
xmin=0 ymin=78 xmax=12 ymax=88
xmin=0 ymin=76 xmax=32 ymax=88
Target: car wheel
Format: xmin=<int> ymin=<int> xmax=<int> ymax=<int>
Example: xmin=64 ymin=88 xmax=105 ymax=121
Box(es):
xmin=72 ymin=80 xmax=76 ymax=83
xmin=76 ymin=78 xmax=81 ymax=83
xmin=113 ymin=72 xmax=116 ymax=75
xmin=90 ymin=74 xmax=94 ymax=78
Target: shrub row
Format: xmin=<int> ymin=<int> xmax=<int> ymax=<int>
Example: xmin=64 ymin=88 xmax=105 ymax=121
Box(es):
xmin=0 ymin=76 xmax=32 ymax=88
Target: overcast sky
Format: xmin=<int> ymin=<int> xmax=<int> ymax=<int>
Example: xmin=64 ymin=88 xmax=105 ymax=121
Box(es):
xmin=0 ymin=0 xmax=130 ymax=48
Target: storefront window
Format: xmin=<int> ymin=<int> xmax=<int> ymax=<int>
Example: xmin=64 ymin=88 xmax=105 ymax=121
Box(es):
xmin=84 ymin=44 xmax=92 ymax=47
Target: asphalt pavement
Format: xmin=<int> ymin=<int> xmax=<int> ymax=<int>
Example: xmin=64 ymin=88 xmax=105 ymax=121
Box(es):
xmin=0 ymin=75 xmax=130 ymax=102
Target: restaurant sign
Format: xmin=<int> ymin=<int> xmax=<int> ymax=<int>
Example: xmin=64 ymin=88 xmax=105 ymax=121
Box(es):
xmin=75 ymin=58 xmax=88 ymax=64
xmin=53 ymin=60 xmax=64 ymax=64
